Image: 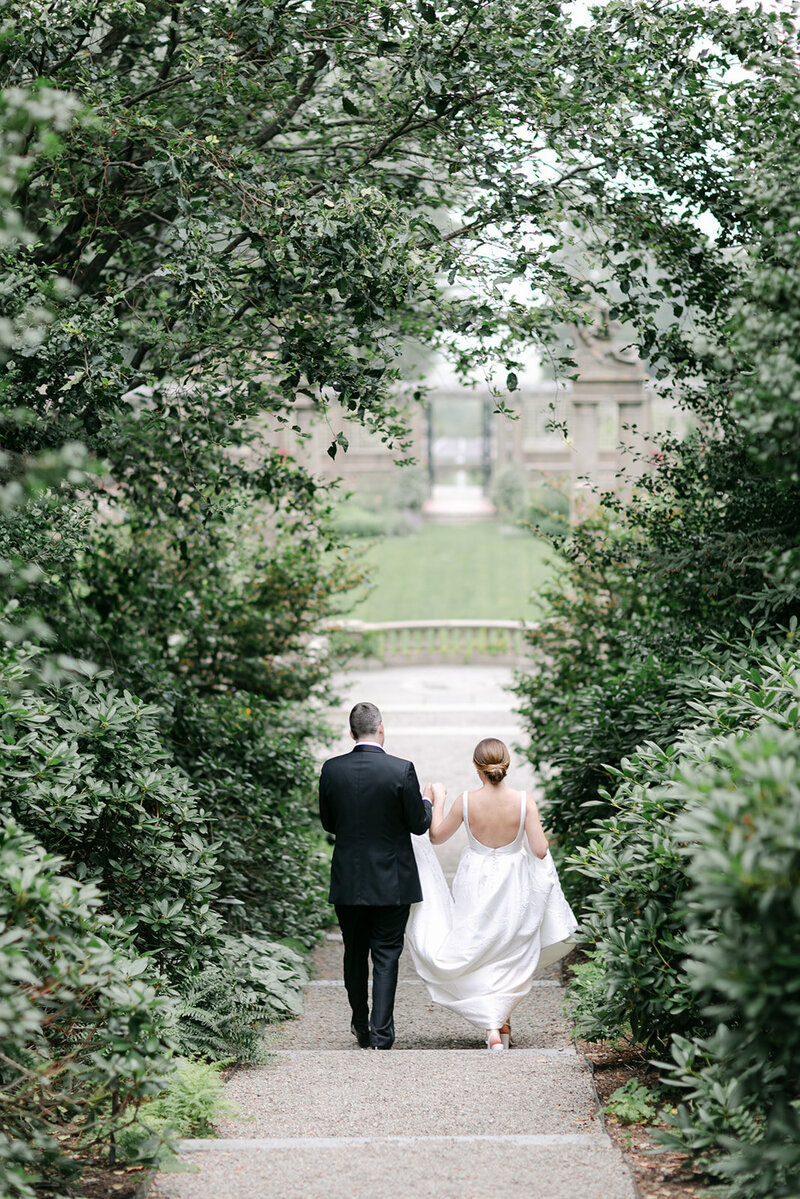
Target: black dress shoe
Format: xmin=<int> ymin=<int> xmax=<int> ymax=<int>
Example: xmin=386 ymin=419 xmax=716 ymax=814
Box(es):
xmin=350 ymin=1020 xmax=371 ymax=1049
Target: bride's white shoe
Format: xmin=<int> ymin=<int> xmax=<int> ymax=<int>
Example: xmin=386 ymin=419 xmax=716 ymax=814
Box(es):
xmin=486 ymin=1029 xmax=504 ymax=1051
xmin=499 ymin=1022 xmax=511 ymax=1050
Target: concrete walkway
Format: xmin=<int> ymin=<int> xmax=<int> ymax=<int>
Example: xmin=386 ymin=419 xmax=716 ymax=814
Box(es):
xmin=152 ymin=667 xmax=637 ymax=1199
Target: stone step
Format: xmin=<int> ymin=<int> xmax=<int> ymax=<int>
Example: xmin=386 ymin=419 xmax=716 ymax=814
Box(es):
xmin=276 ymin=979 xmax=571 ymax=1052
xmin=154 ymin=1138 xmax=637 ymax=1199
xmin=318 ymin=664 xmax=541 ymax=792
xmin=214 ymin=1050 xmax=600 ymax=1141
xmin=150 ymin=662 xmax=633 ymax=1199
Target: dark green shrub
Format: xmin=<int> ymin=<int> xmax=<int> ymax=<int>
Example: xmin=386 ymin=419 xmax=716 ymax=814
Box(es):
xmin=567 ymin=737 xmax=700 ymax=1050
xmin=170 ymin=693 xmax=330 ymax=947
xmin=1 ymin=640 xmax=314 ymax=1008
xmin=0 ymin=648 xmax=314 ymax=1189
xmin=568 ymin=633 xmax=800 ymax=1052
xmin=0 ymin=818 xmax=173 ymax=1198
xmin=51 ymin=504 xmax=352 ymax=947
xmin=516 ymin=434 xmax=800 ymax=884
xmin=74 ymin=508 xmax=347 ymax=709
xmin=1 ymin=649 xmax=223 ymax=974
xmin=656 ymin=1029 xmax=767 ymax=1184
xmin=564 ymin=960 xmax=628 ymax=1045
xmin=516 ymin=513 xmax=694 ymax=889
xmin=656 ymin=722 xmax=800 ymax=1198
xmin=567 ymin=638 xmax=800 ymax=1196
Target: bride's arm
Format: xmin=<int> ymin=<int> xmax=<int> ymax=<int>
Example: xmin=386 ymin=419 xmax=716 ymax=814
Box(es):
xmin=425 ymin=782 xmax=463 ymax=844
xmin=525 ymin=797 xmax=549 ymax=859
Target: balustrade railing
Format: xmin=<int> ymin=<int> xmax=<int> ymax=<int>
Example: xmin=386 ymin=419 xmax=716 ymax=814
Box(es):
xmin=320 ymin=619 xmax=534 ymax=665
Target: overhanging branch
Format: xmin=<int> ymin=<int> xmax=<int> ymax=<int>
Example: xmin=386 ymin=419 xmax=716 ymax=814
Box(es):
xmin=252 ymin=48 xmax=330 ymax=148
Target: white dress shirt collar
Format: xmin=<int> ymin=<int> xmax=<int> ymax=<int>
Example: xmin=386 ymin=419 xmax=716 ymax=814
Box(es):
xmin=353 ymin=740 xmax=385 ymax=750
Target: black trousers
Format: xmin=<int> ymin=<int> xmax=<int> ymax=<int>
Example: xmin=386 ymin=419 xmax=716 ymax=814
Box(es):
xmin=335 ymin=903 xmax=410 ymax=1049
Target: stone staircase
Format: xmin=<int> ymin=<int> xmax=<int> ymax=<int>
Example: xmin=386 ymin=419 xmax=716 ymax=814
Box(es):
xmin=151 ymin=666 xmax=637 ymax=1199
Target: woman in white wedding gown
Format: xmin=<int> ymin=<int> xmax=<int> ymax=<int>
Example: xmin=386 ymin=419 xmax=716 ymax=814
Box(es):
xmin=405 ymin=737 xmax=578 ymax=1050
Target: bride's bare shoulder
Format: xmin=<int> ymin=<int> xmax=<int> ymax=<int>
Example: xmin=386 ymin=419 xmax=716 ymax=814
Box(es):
xmin=466 ymin=786 xmax=491 ymax=803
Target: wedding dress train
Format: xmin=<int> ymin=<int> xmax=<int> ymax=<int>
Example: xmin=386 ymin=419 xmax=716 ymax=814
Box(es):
xmin=405 ymin=792 xmax=578 ymax=1032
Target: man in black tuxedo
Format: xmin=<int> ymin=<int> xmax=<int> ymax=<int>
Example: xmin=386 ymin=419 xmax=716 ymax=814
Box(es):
xmin=319 ymin=701 xmax=432 ymax=1049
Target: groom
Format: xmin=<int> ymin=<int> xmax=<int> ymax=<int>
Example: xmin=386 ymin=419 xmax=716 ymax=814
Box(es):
xmin=319 ymin=701 xmax=432 ymax=1049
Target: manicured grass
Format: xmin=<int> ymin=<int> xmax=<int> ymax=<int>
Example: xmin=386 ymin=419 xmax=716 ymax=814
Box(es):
xmin=346 ymin=521 xmax=558 ymax=621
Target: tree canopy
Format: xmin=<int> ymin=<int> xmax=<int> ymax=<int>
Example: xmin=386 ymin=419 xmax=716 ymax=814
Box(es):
xmin=5 ymin=1 xmax=798 ymax=520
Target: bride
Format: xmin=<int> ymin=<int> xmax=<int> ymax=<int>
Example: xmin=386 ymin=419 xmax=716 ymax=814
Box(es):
xmin=405 ymin=737 xmax=577 ymax=1051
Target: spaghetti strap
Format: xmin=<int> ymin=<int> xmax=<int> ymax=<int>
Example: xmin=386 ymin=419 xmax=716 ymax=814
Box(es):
xmin=518 ymin=791 xmax=527 ymax=838
xmin=462 ymin=790 xmax=470 ymax=833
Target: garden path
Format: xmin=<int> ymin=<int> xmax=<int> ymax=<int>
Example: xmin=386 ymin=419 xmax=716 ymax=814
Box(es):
xmin=151 ymin=666 xmax=637 ymax=1199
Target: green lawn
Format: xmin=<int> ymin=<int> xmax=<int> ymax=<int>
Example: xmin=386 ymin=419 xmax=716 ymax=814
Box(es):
xmin=345 ymin=521 xmax=558 ymax=621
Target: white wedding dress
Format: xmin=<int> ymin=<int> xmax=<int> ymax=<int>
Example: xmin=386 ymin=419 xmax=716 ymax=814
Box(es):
xmin=405 ymin=791 xmax=578 ymax=1032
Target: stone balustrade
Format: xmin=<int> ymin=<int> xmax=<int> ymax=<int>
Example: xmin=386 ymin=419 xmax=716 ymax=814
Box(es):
xmin=320 ymin=619 xmax=534 ymax=665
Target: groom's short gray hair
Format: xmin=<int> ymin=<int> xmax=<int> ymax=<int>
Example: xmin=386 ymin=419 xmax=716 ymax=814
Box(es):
xmin=350 ymin=701 xmax=382 ymax=739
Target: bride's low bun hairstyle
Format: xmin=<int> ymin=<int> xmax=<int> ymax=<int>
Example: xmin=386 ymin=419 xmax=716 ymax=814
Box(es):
xmin=473 ymin=737 xmax=510 ymax=784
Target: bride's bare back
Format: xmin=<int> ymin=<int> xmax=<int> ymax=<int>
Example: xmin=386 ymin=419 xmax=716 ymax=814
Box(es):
xmin=426 ymin=778 xmax=549 ymax=858
xmin=465 ymin=783 xmax=525 ymax=848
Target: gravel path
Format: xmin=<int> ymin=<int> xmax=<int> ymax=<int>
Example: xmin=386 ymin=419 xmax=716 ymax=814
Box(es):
xmin=151 ymin=666 xmax=637 ymax=1199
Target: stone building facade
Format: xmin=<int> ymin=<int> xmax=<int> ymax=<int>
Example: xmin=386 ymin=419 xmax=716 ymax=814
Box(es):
xmin=261 ymin=331 xmax=677 ymax=509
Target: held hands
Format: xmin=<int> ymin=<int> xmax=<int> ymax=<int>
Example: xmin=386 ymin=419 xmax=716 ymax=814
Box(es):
xmin=423 ymin=781 xmax=446 ymax=803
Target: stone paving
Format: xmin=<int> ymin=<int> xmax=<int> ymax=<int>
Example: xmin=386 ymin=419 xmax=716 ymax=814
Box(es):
xmin=152 ymin=666 xmax=637 ymax=1199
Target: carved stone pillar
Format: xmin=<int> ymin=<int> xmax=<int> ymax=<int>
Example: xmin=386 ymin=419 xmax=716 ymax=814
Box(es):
xmin=571 ymin=399 xmax=600 ymax=497
xmin=568 ymin=320 xmax=650 ymax=512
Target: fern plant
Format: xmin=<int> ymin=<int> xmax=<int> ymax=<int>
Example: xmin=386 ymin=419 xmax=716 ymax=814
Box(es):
xmin=174 ymin=934 xmax=307 ymax=1063
xmin=116 ymin=1057 xmax=238 ymax=1163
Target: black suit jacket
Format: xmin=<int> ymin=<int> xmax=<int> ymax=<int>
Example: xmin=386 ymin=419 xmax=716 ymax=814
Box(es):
xmin=319 ymin=744 xmax=432 ymax=905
